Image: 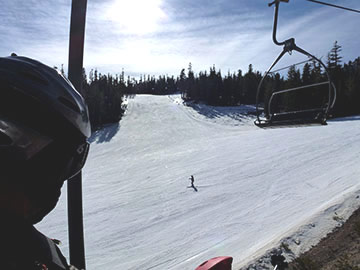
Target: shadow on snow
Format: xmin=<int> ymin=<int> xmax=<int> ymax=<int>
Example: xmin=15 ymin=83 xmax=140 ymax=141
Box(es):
xmin=329 ymin=115 xmax=360 ymax=123
xmin=89 ymin=122 xmax=120 ymax=144
xmin=184 ymin=101 xmax=256 ymax=122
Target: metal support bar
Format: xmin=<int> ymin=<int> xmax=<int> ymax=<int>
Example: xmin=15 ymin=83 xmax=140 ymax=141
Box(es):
xmin=272 ymin=81 xmax=329 ymax=96
xmin=67 ymin=0 xmax=88 ymax=269
xmin=273 ymin=108 xmax=324 ymax=117
xmin=330 ymin=82 xmax=337 ymax=109
xmin=255 ymin=50 xmax=287 ymax=122
xmin=270 ymin=58 xmax=312 ymax=74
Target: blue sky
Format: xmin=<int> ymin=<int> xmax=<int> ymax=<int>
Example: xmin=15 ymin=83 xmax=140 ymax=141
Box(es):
xmin=0 ymin=0 xmax=359 ymax=77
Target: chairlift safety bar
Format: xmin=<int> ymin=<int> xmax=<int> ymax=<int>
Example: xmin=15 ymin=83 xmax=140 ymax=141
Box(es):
xmin=271 ymin=81 xmax=329 ymax=96
xmin=268 ymin=81 xmax=330 ymax=118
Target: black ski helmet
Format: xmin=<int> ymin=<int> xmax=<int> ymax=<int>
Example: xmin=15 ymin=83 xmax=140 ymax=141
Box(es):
xmin=0 ymin=55 xmax=91 ymax=181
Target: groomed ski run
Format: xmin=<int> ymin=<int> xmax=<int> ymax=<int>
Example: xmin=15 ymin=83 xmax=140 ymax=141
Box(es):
xmin=38 ymin=94 xmax=360 ymax=269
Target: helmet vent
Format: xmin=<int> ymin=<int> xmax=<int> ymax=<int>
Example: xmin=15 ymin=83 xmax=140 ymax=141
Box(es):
xmin=58 ymin=96 xmax=81 ymax=113
xmin=0 ymin=132 xmax=12 ymax=146
xmin=20 ymin=70 xmax=48 ymax=85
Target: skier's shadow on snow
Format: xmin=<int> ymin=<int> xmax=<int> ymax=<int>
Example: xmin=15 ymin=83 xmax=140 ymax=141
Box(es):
xmin=187 ymin=185 xmax=198 ymax=192
xmin=88 ymin=123 xmax=120 ymax=144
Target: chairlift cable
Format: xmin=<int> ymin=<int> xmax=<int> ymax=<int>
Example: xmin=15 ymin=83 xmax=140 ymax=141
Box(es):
xmin=306 ymin=0 xmax=360 ymax=14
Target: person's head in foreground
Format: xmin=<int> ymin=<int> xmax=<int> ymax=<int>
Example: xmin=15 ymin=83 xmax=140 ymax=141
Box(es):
xmin=0 ymin=55 xmax=91 ymax=270
xmin=0 ymin=54 xmax=90 ymax=269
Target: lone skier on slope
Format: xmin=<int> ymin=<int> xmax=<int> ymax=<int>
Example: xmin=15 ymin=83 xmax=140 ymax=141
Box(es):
xmin=189 ymin=175 xmax=198 ymax=192
xmin=190 ymin=175 xmax=195 ymax=187
xmin=0 ymin=55 xmax=91 ymax=269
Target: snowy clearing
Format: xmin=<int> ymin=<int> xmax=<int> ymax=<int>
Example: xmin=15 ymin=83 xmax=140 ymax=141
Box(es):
xmin=37 ymin=94 xmax=360 ymax=269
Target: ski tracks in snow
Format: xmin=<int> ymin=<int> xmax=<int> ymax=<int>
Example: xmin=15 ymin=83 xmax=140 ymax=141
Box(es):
xmin=38 ymin=95 xmax=360 ymax=270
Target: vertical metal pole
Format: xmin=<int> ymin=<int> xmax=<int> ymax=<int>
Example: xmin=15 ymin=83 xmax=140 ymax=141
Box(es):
xmin=67 ymin=0 xmax=87 ymax=269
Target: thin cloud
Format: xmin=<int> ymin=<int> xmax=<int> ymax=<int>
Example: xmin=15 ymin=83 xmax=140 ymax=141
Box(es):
xmin=0 ymin=0 xmax=358 ymax=77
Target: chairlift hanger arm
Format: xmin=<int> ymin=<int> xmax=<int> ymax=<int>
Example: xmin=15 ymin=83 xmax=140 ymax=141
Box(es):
xmin=268 ymin=0 xmax=289 ymax=46
xmin=267 ymin=0 xmax=325 ymax=65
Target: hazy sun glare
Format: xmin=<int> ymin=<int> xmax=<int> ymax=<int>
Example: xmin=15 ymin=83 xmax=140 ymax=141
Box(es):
xmin=105 ymin=0 xmax=167 ymax=35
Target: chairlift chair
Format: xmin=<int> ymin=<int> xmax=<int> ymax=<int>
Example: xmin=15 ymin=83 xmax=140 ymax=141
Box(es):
xmin=254 ymin=0 xmax=336 ymax=127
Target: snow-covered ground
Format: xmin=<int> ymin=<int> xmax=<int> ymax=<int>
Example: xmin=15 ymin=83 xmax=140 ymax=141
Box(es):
xmin=37 ymin=94 xmax=360 ymax=269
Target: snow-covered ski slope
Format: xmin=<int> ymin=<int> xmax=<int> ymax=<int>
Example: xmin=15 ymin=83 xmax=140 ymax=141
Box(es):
xmin=38 ymin=95 xmax=360 ymax=269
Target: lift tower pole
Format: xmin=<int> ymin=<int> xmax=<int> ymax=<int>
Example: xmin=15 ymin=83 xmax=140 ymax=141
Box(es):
xmin=67 ymin=0 xmax=88 ymax=269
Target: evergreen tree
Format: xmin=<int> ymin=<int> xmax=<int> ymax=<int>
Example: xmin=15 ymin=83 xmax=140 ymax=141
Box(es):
xmin=302 ymin=63 xmax=311 ymax=85
xmin=243 ymin=64 xmax=258 ymax=104
xmin=327 ymin=41 xmax=342 ymax=70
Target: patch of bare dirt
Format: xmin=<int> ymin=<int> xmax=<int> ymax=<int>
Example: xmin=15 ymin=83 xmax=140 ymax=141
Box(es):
xmin=288 ymin=207 xmax=360 ymax=270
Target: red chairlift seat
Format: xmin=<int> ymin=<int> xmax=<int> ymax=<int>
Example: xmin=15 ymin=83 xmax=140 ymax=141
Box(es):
xmin=195 ymin=256 xmax=233 ymax=270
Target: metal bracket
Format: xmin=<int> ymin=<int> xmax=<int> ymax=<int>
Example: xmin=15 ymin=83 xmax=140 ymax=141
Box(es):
xmin=269 ymin=0 xmax=289 ymax=7
xmin=284 ymin=38 xmax=296 ymax=53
